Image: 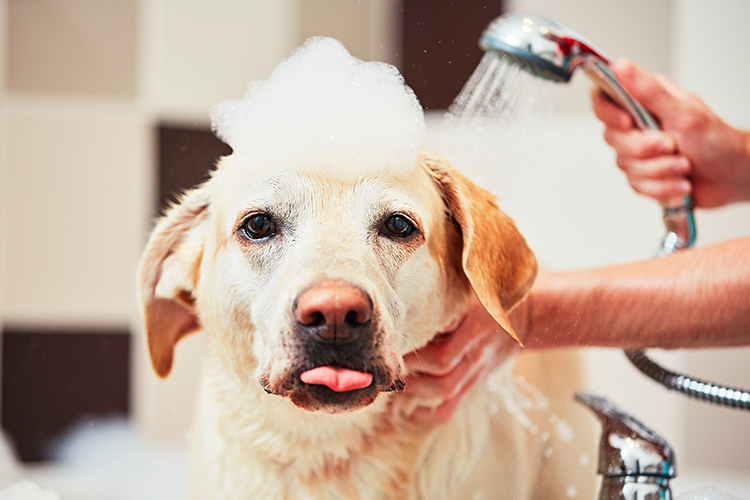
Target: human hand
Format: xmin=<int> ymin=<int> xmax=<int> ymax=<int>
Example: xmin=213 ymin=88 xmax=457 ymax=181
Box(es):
xmin=591 ymin=58 xmax=750 ymax=208
xmin=403 ymin=295 xmax=524 ymax=424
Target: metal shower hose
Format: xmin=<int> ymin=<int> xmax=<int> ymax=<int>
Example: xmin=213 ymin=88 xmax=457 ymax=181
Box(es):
xmin=625 ymin=349 xmax=750 ymax=411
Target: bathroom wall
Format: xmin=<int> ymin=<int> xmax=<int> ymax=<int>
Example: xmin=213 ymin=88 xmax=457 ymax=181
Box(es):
xmin=672 ymin=0 xmax=750 ymax=473
xmin=2 ymin=0 xmax=144 ymax=460
xmin=0 ymin=0 xmax=7 ymax=422
xmin=505 ymin=0 xmax=750 ymax=475
xmin=1 ymin=0 xmax=748 ymax=479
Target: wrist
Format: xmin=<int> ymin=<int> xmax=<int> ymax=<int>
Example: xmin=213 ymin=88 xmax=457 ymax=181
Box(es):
xmin=516 ymin=272 xmax=568 ymax=349
xmin=739 ymin=129 xmax=750 ymax=202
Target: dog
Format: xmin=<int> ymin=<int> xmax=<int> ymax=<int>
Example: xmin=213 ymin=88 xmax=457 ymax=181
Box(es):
xmin=138 ymin=38 xmax=594 ymax=499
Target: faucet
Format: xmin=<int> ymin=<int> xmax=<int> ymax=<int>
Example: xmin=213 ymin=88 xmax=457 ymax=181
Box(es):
xmin=575 ymin=392 xmax=676 ymax=500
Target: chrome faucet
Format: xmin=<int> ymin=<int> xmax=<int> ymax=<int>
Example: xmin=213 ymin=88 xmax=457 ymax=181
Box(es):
xmin=575 ymin=392 xmax=676 ymax=500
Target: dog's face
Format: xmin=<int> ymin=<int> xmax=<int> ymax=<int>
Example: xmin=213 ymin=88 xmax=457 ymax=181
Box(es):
xmin=138 ymin=152 xmax=536 ymax=414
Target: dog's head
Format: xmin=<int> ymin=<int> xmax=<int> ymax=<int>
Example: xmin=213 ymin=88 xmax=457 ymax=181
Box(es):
xmin=138 ymin=150 xmax=536 ymax=414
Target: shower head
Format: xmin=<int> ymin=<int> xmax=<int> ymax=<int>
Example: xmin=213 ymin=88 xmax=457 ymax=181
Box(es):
xmin=479 ymin=12 xmax=591 ymax=83
xmin=479 ymin=12 xmax=658 ymax=130
xmin=477 ymin=11 xmax=695 ymax=252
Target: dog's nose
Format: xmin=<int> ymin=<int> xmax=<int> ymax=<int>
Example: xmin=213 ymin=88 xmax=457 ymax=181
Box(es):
xmin=294 ymin=281 xmax=372 ymax=345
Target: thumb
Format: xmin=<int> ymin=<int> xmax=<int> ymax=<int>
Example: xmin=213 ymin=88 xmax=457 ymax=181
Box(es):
xmin=613 ymin=58 xmax=679 ymax=124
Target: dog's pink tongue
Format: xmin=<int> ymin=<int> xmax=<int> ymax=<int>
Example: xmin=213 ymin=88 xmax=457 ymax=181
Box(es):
xmin=300 ymin=367 xmax=373 ymax=392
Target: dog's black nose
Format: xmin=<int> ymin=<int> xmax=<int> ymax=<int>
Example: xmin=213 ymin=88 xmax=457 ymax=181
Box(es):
xmin=294 ymin=280 xmax=372 ymax=345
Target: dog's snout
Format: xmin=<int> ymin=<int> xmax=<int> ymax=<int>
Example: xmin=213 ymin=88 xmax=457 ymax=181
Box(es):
xmin=294 ymin=281 xmax=372 ymax=345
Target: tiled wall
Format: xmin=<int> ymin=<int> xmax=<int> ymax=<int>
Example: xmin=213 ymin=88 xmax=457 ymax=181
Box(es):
xmin=2 ymin=0 xmax=145 ymax=460
xmin=8 ymin=0 xmax=137 ymax=96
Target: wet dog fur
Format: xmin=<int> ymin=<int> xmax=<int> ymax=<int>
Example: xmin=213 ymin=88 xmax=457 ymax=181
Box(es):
xmin=138 ymin=150 xmax=595 ymax=499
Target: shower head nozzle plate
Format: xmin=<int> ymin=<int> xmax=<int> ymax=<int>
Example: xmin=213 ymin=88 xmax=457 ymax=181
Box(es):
xmin=479 ymin=35 xmax=572 ymax=83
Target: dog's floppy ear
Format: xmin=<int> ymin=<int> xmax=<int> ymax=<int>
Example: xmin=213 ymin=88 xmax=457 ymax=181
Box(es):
xmin=137 ymin=182 xmax=213 ymax=378
xmin=423 ymin=153 xmax=537 ymax=344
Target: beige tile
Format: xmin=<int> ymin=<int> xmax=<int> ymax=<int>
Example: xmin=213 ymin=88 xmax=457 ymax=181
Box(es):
xmin=298 ymin=0 xmax=372 ymax=61
xmin=4 ymin=97 xmax=147 ymax=325
xmin=8 ymin=0 xmax=137 ymax=96
xmin=149 ymin=0 xmax=298 ymax=122
xmin=685 ymin=347 xmax=750 ymax=470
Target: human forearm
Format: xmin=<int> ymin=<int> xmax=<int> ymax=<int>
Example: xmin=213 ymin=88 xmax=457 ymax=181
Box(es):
xmin=520 ymin=236 xmax=750 ymax=350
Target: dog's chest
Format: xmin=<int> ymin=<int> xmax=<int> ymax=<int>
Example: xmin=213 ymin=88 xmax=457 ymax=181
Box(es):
xmin=191 ymin=368 xmax=430 ymax=499
xmin=191 ymin=366 xmax=534 ymax=500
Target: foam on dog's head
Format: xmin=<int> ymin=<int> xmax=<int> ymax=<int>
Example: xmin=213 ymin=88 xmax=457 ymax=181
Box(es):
xmin=210 ymin=37 xmax=425 ymax=175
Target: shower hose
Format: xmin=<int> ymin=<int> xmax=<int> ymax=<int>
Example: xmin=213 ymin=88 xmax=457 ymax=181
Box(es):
xmin=623 ymin=201 xmax=750 ymax=410
xmin=625 ymin=349 xmax=750 ymax=411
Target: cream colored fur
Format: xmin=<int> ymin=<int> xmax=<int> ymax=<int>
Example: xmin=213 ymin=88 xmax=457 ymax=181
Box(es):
xmin=138 ymin=150 xmax=596 ymax=499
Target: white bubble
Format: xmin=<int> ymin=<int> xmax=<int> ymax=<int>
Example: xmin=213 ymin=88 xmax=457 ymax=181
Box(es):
xmin=553 ymin=417 xmax=575 ymax=443
xmin=0 ymin=481 xmax=60 ymax=500
xmin=676 ymin=488 xmax=743 ymax=500
xmin=210 ymin=37 xmax=426 ymax=175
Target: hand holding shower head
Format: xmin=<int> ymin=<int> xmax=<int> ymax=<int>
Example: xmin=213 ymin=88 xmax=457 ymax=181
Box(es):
xmin=472 ymin=12 xmax=750 ymax=418
xmin=478 ymin=12 xmax=696 ymax=253
xmin=479 ymin=13 xmax=658 ymax=131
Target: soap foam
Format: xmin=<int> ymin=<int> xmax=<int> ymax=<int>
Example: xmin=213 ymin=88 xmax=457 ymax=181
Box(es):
xmin=677 ymin=488 xmax=743 ymax=500
xmin=0 ymin=481 xmax=60 ymax=500
xmin=210 ymin=37 xmax=426 ymax=174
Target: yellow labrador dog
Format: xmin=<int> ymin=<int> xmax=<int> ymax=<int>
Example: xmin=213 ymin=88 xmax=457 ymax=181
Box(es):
xmin=138 ymin=39 xmax=593 ymax=499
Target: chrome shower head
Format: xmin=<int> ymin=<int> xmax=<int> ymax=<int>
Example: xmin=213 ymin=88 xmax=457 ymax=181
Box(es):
xmin=477 ymin=11 xmax=695 ymax=252
xmin=479 ymin=12 xmax=658 ymax=130
xmin=479 ymin=12 xmax=594 ymax=84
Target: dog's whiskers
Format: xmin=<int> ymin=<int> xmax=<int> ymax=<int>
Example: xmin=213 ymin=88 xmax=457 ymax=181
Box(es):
xmin=385 ymin=379 xmax=406 ymax=392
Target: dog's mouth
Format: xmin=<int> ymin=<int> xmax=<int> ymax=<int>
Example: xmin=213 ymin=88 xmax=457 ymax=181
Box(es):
xmin=300 ymin=366 xmax=374 ymax=392
xmin=262 ymin=359 xmax=404 ymax=413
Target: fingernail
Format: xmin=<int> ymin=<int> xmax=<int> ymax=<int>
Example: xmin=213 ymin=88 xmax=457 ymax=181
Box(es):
xmin=676 ymin=179 xmax=692 ymax=195
xmin=615 ymin=58 xmax=634 ymax=79
xmin=673 ymin=157 xmax=690 ymax=175
xmin=658 ymin=135 xmax=676 ymax=153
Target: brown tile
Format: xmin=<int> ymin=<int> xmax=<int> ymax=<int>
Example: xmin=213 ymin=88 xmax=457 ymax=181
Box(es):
xmin=157 ymin=123 xmax=232 ymax=215
xmin=402 ymin=0 xmax=503 ymax=110
xmin=1 ymin=328 xmax=130 ymax=462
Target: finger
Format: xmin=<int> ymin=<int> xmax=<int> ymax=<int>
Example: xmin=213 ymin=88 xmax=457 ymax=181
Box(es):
xmin=403 ymin=353 xmax=475 ymax=399
xmin=408 ymin=370 xmax=482 ymax=424
xmin=616 ymin=154 xmax=691 ymax=179
xmin=613 ymin=58 xmax=683 ymax=124
xmin=627 ymin=175 xmax=692 ymax=202
xmin=407 ymin=336 xmax=520 ymax=423
xmin=405 ymin=328 xmax=517 ymax=399
xmin=590 ymin=87 xmax=632 ymax=130
xmin=403 ymin=316 xmax=490 ymax=377
xmin=604 ymin=128 xmax=676 ymax=159
xmin=402 ymin=335 xmax=468 ymax=377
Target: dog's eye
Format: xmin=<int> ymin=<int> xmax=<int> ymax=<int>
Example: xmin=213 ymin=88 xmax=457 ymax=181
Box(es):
xmin=383 ymin=214 xmax=415 ymax=238
xmin=242 ymin=213 xmax=276 ymax=239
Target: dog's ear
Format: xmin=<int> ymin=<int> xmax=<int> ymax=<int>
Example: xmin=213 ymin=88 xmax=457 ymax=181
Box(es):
xmin=423 ymin=154 xmax=537 ymax=344
xmin=137 ymin=182 xmax=213 ymax=378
